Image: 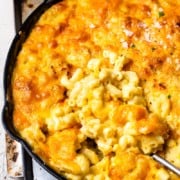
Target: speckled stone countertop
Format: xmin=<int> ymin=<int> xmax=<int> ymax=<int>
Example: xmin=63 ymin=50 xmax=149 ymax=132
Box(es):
xmin=0 ymin=1 xmax=15 ymax=179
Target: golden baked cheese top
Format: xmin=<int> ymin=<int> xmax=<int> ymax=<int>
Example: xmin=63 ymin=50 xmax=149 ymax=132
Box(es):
xmin=12 ymin=0 xmax=180 ymax=179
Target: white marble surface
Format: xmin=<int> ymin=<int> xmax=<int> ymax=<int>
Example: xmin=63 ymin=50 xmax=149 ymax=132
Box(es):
xmin=0 ymin=0 xmax=15 ymax=179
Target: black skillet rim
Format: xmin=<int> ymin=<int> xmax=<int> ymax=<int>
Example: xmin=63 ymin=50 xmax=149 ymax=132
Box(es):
xmin=2 ymin=0 xmax=65 ymax=179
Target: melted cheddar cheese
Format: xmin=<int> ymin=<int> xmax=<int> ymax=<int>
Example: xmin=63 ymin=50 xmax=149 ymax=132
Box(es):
xmin=12 ymin=0 xmax=180 ymax=179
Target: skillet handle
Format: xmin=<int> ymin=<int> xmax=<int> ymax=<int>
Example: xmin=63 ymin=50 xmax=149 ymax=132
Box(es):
xmin=14 ymin=0 xmax=22 ymax=32
xmin=43 ymin=0 xmax=62 ymax=4
xmin=44 ymin=0 xmax=56 ymax=3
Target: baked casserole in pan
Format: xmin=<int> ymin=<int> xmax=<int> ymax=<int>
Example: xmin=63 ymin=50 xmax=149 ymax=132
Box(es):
xmin=5 ymin=0 xmax=180 ymax=179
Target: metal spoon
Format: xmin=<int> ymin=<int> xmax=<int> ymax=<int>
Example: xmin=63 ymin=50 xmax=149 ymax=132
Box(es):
xmin=151 ymin=154 xmax=180 ymax=176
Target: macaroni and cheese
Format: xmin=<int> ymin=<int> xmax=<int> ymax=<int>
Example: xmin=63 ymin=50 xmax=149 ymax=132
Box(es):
xmin=12 ymin=0 xmax=180 ymax=179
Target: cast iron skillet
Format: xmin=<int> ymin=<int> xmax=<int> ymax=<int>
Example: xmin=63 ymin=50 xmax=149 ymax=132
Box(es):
xmin=3 ymin=1 xmax=180 ymax=179
xmin=2 ymin=0 xmax=66 ymax=179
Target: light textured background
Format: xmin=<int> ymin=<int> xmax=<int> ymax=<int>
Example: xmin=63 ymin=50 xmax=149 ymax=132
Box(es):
xmin=0 ymin=0 xmax=15 ymax=179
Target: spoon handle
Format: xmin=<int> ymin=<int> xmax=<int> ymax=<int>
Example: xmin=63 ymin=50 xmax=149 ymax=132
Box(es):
xmin=151 ymin=154 xmax=180 ymax=176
